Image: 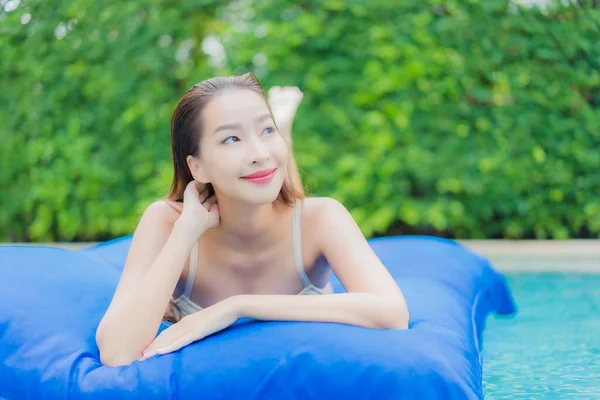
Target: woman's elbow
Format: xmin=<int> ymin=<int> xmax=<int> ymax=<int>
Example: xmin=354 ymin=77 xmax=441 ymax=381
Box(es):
xmin=99 ymin=354 xmax=139 ymax=368
xmin=380 ymin=299 xmax=409 ymax=330
xmin=97 ymin=341 xmax=140 ymax=367
xmin=98 ymin=350 xmax=125 ymax=368
xmin=95 ymin=326 xmax=140 ymax=367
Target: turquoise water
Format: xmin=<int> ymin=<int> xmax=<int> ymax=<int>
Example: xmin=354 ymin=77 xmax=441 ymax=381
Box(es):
xmin=482 ymin=273 xmax=600 ymax=399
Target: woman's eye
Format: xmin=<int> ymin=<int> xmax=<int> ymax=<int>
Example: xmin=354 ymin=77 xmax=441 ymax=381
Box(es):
xmin=262 ymin=127 xmax=275 ymax=136
xmin=222 ymin=136 xmax=239 ymax=144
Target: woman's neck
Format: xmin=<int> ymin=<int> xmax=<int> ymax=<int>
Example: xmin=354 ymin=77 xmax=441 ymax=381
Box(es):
xmin=209 ymin=199 xmax=289 ymax=252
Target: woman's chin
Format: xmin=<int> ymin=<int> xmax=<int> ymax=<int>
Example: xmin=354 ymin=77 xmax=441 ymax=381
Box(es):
xmin=223 ymin=173 xmax=284 ymax=205
xmin=244 ymin=186 xmax=283 ymax=205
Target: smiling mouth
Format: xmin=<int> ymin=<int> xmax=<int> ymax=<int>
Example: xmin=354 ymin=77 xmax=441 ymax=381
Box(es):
xmin=241 ymin=168 xmax=277 ymax=179
xmin=240 ymin=168 xmax=277 ymax=184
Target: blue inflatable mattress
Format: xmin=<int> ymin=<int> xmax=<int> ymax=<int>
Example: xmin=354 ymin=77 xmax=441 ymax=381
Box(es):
xmin=0 ymin=235 xmax=515 ymax=399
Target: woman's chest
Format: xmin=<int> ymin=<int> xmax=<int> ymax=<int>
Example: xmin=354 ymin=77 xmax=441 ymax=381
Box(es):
xmin=174 ymin=235 xmax=326 ymax=308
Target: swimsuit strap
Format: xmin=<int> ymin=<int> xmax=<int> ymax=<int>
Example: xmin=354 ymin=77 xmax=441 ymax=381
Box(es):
xmin=293 ymin=200 xmax=312 ymax=288
xmin=183 ymin=240 xmax=199 ymax=298
xmin=183 ymin=203 xmax=311 ymax=297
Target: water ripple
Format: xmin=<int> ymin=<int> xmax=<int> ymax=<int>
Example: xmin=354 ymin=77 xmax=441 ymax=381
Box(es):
xmin=482 ymin=273 xmax=600 ymax=399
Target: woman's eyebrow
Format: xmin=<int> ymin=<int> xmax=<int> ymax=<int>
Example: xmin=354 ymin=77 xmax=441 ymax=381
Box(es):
xmin=255 ymin=113 xmax=272 ymax=123
xmin=213 ymin=123 xmax=242 ymax=135
xmin=213 ymin=114 xmax=272 ymax=135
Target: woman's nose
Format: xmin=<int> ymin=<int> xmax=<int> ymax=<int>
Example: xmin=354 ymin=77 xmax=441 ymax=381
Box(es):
xmin=247 ymin=136 xmax=270 ymax=164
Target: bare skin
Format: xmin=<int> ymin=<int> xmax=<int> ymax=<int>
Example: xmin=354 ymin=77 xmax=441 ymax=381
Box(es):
xmin=164 ymin=85 xmax=305 ymax=214
xmin=96 ymin=86 xmax=408 ymax=367
xmin=165 ymin=87 xmax=315 ymax=314
xmin=268 ymin=85 xmax=304 ymax=142
xmin=269 ymin=86 xmax=305 ymax=196
xmin=167 ymin=194 xmax=331 ymax=309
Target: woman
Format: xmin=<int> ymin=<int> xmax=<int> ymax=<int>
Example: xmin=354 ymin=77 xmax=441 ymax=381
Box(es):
xmin=95 ymin=73 xmax=409 ymax=367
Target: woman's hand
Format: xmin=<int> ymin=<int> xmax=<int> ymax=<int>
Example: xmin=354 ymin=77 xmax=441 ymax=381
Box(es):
xmin=175 ymin=180 xmax=220 ymax=239
xmin=139 ymin=299 xmax=239 ymax=360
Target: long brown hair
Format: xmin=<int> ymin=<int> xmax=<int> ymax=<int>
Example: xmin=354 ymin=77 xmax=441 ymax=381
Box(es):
xmin=165 ymin=73 xmax=303 ymax=206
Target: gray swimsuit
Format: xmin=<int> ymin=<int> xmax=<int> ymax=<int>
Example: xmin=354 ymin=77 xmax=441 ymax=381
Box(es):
xmin=164 ymin=200 xmax=329 ymax=325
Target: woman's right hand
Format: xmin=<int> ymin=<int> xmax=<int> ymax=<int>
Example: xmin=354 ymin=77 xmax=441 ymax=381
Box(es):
xmin=175 ymin=180 xmax=220 ymax=238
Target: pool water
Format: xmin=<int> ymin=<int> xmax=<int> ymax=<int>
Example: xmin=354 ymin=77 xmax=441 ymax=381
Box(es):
xmin=482 ymin=273 xmax=600 ymax=399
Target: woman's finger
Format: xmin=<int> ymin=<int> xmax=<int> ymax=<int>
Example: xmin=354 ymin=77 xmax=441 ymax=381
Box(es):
xmin=142 ymin=326 xmax=184 ymax=358
xmin=185 ymin=179 xmax=201 ymax=192
xmin=203 ymin=195 xmax=217 ymax=208
xmin=188 ymin=180 xmax=208 ymax=195
xmin=183 ymin=182 xmax=199 ymax=202
xmin=141 ymin=336 xmax=178 ymax=360
xmin=142 ymin=335 xmax=167 ymax=357
xmin=156 ymin=333 xmax=196 ymax=355
xmin=198 ymin=190 xmax=211 ymax=204
xmin=184 ymin=181 xmax=208 ymax=202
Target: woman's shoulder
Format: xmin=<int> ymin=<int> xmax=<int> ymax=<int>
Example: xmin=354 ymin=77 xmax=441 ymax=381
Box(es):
xmin=300 ymin=196 xmax=349 ymax=227
xmin=298 ymin=197 xmax=355 ymax=257
xmin=139 ymin=199 xmax=182 ymax=228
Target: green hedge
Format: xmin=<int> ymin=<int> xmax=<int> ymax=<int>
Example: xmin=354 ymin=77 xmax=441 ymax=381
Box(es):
xmin=1 ymin=0 xmax=599 ymax=241
xmin=0 ymin=0 xmax=219 ymax=241
xmin=215 ymin=0 xmax=600 ymax=239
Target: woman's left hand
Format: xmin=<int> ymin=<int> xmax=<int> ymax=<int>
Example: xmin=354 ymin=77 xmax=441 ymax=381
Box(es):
xmin=140 ymin=299 xmax=239 ymax=361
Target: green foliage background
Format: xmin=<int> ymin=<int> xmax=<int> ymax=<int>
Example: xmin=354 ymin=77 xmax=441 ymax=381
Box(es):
xmin=1 ymin=0 xmax=599 ymax=241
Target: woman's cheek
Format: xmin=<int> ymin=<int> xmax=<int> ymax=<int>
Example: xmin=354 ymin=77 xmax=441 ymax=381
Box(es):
xmin=273 ymin=138 xmax=289 ymax=164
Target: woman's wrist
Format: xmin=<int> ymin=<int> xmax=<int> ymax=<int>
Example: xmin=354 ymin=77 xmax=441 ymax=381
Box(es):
xmin=172 ymin=218 xmax=205 ymax=244
xmin=223 ymin=295 xmax=245 ymax=318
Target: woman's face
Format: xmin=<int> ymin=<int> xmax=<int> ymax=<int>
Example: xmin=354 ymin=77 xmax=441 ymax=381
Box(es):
xmin=196 ymin=88 xmax=289 ymax=205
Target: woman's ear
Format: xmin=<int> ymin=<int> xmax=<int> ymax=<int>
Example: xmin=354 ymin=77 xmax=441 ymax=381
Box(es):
xmin=186 ymin=155 xmax=210 ymax=184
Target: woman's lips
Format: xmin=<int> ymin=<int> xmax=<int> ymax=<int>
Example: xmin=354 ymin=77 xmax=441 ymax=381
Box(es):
xmin=241 ymin=168 xmax=277 ymax=184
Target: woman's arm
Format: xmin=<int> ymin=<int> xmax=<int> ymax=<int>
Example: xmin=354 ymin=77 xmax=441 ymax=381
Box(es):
xmin=231 ymin=197 xmax=408 ymax=328
xmin=231 ymin=292 xmax=406 ymax=329
xmin=95 ymin=201 xmax=195 ymax=367
xmin=140 ymin=198 xmax=408 ymax=360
